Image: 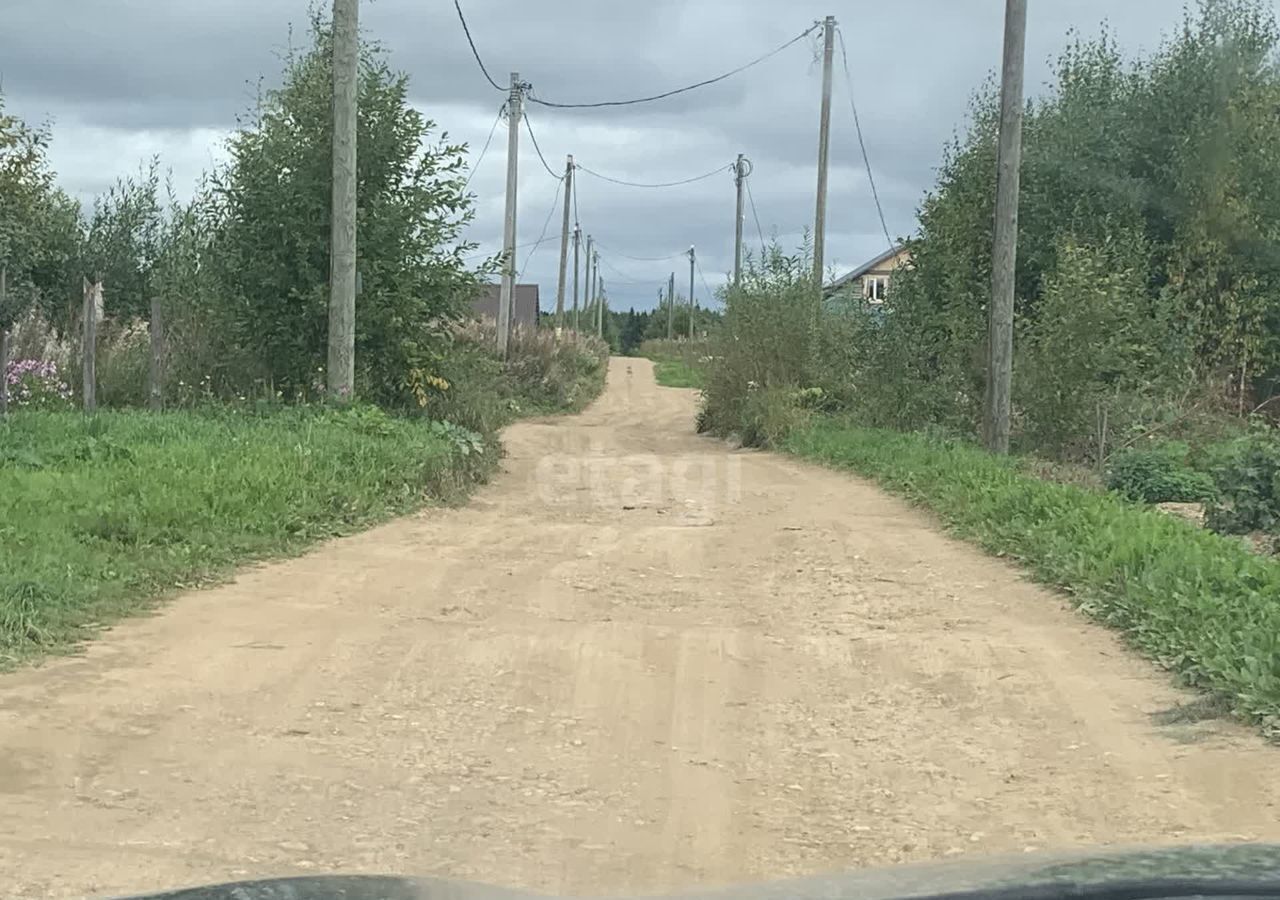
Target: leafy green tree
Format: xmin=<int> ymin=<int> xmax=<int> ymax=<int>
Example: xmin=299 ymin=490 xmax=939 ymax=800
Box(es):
xmin=209 ymin=16 xmax=482 ymax=404
xmin=862 ymin=0 xmax=1280 ymax=447
xmin=78 ymin=160 xmax=164 ymax=320
xmin=0 ymin=92 xmax=79 ymax=327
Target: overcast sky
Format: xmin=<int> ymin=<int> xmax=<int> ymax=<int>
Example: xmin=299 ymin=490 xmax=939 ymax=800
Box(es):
xmin=2 ymin=1 xmax=1203 ymax=312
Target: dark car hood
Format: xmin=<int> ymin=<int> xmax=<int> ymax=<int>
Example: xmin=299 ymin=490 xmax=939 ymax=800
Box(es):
xmin=118 ymin=844 xmax=1280 ymax=900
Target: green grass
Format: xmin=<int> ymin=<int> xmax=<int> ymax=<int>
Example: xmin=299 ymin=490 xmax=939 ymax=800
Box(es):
xmin=651 ymin=359 xmax=705 ymax=389
xmin=785 ymin=418 xmax=1280 ymax=738
xmin=0 ymin=406 xmax=494 ymax=665
xmin=637 ymin=339 xmax=709 ymax=389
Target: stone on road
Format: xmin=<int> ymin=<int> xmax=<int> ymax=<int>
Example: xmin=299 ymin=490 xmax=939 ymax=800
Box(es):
xmin=2 ymin=357 xmax=1278 ymax=898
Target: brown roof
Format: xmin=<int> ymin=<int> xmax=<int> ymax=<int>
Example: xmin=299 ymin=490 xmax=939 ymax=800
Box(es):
xmin=473 ymin=284 xmax=540 ymax=329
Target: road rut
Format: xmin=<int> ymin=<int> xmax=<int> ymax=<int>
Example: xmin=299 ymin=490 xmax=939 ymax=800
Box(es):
xmin=2 ymin=357 xmax=1278 ymax=898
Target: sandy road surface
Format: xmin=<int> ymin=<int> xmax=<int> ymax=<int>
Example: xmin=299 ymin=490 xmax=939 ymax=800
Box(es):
xmin=2 ymin=357 xmax=1279 ymax=899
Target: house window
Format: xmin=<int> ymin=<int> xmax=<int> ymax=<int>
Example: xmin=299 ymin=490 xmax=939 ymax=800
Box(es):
xmin=864 ymin=275 xmax=888 ymax=303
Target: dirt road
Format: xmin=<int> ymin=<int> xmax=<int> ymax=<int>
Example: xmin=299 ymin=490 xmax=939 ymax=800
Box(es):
xmin=2 ymin=358 xmax=1279 ymax=899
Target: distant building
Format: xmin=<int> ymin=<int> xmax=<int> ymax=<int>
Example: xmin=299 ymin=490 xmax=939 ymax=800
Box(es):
xmin=472 ymin=284 xmax=540 ymax=329
xmin=825 ymin=245 xmax=912 ymax=303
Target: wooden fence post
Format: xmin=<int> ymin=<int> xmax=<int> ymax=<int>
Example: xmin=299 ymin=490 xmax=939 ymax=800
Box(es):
xmin=82 ymin=278 xmax=99 ymax=414
xmin=149 ymin=297 xmax=165 ymax=412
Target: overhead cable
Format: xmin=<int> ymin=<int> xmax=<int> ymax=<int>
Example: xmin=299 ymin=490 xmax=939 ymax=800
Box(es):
xmin=576 ymin=162 xmax=732 ymax=190
xmin=463 ymin=103 xmax=506 ymax=193
xmin=836 ymin=28 xmax=894 ymax=252
xmin=518 ymin=179 xmax=564 ymax=278
xmin=694 ymin=256 xmax=718 ymax=305
xmin=744 ymin=176 xmax=768 ymax=258
xmin=522 ymin=112 xmax=564 ymax=180
xmin=592 ymin=240 xmax=688 ymax=262
xmin=526 ymin=23 xmax=823 ymax=109
xmin=594 ymin=253 xmax=660 ymax=286
xmin=453 ymin=0 xmax=505 ymax=92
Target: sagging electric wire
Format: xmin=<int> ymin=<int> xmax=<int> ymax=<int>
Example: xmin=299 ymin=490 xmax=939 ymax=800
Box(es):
xmin=453 ymin=0 xmax=504 ymax=92
xmin=744 ymin=176 xmax=768 ymax=258
xmin=525 ymin=23 xmax=823 ymax=109
xmin=594 ymin=253 xmax=659 ymax=286
xmin=576 ymin=162 xmax=732 ymax=190
xmin=694 ymin=256 xmax=719 ymax=306
xmin=517 ymin=178 xmax=564 ymax=279
xmin=522 ymin=112 xmax=563 ymax=181
xmin=463 ymin=103 xmax=506 ymax=193
xmin=592 ymin=240 xmax=688 ymax=262
xmin=836 ymin=27 xmax=894 ymax=252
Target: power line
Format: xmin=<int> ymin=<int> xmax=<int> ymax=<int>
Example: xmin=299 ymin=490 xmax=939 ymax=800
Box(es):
xmin=463 ymin=103 xmax=506 ymax=193
xmin=694 ymin=256 xmax=718 ymax=306
xmin=744 ymin=175 xmax=768 ymax=257
xmin=522 ymin=112 xmax=563 ymax=181
xmin=592 ymin=240 xmax=687 ymax=262
xmin=577 ymin=162 xmax=732 ymax=190
xmin=453 ymin=0 xmax=505 ymax=92
xmin=572 ymin=164 xmax=581 ymax=226
xmin=518 ymin=179 xmax=563 ymax=278
xmin=836 ymin=27 xmax=894 ymax=252
xmin=594 ymin=253 xmax=660 ymax=286
xmin=526 ymin=23 xmax=823 ymax=109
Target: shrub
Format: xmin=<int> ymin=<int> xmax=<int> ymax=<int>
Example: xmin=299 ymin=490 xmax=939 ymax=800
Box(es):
xmin=428 ymin=320 xmax=608 ymax=434
xmin=1106 ymin=443 xmax=1216 ymax=503
xmin=738 ymin=386 xmax=810 ymax=448
xmin=96 ymin=320 xmax=152 ymax=408
xmin=1203 ymin=426 xmax=1280 ymax=534
xmin=699 ymin=244 xmax=819 ymax=443
xmin=3 ymin=358 xmax=73 ymax=410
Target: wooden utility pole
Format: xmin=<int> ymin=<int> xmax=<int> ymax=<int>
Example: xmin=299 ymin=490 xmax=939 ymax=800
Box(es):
xmin=594 ymin=252 xmax=603 ymax=337
xmin=688 ymin=246 xmax=696 ymax=340
xmin=733 ymin=154 xmax=747 ymax=287
xmin=0 ymin=267 xmax=8 ymax=419
xmin=812 ymin=15 xmax=836 ymax=292
xmin=327 ymin=0 xmax=358 ymax=399
xmin=555 ymin=155 xmax=574 ymax=336
xmin=984 ymin=0 xmax=1027 ymax=455
xmin=82 ymin=279 xmax=100 ymax=414
xmin=497 ymin=73 xmax=523 ymax=356
xmin=669 ymin=272 xmax=678 ymax=339
xmin=572 ymin=225 xmax=581 ymax=333
xmin=148 ymin=297 xmax=165 ymax=412
xmin=584 ymin=234 xmax=594 ymax=333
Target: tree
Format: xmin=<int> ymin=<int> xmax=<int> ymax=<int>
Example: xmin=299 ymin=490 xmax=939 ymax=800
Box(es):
xmin=78 ymin=160 xmax=163 ymax=320
xmin=209 ymin=16 xmax=483 ymax=404
xmin=0 ymin=92 xmax=79 ymax=328
xmin=861 ymin=0 xmax=1280 ymax=446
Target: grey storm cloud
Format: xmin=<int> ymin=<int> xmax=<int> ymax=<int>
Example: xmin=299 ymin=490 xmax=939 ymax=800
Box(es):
xmin=2 ymin=0 xmax=1191 ymax=311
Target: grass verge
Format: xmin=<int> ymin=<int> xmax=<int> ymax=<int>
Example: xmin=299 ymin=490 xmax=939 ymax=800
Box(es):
xmin=784 ymin=418 xmax=1280 ymax=738
xmin=0 ymin=406 xmax=495 ymax=666
xmin=638 ymin=339 xmax=708 ymax=389
xmin=652 ymin=359 xmax=705 ymax=389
